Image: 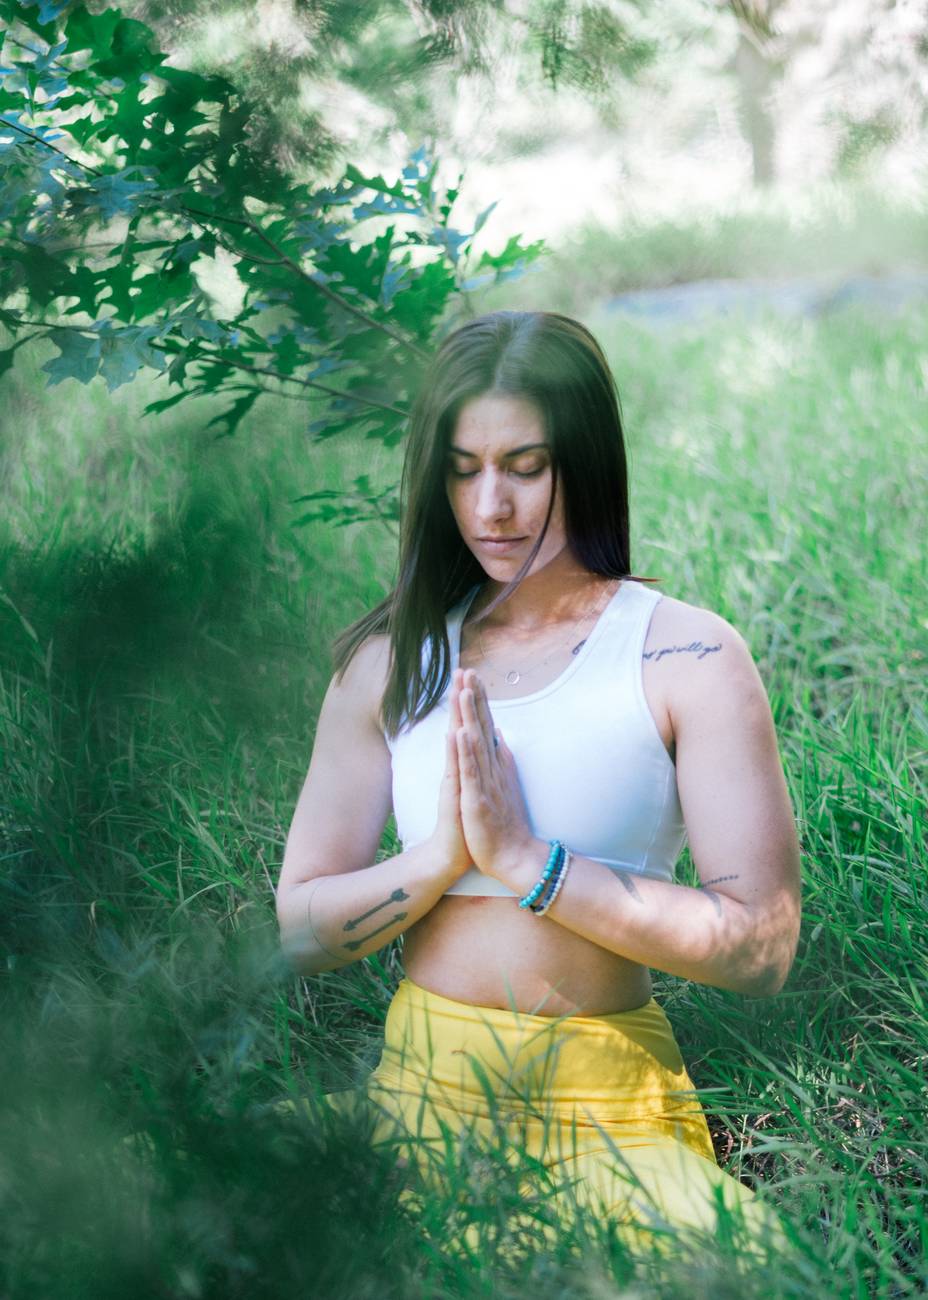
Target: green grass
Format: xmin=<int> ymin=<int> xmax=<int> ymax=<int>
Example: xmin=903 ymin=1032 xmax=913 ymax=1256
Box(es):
xmin=1 ymin=291 xmax=926 ymax=1296
xmin=473 ymin=182 xmax=928 ymax=318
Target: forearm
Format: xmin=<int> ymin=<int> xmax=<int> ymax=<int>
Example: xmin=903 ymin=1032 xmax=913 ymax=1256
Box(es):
xmin=277 ymin=837 xmax=459 ymax=976
xmin=491 ymin=838 xmax=787 ymax=996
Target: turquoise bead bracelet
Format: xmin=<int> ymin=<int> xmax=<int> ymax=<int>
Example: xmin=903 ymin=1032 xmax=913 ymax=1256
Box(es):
xmin=532 ymin=848 xmax=572 ymax=915
xmin=517 ymin=840 xmax=564 ymax=910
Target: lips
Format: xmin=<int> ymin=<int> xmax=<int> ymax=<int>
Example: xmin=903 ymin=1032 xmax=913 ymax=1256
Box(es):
xmin=477 ymin=536 xmax=525 ymax=554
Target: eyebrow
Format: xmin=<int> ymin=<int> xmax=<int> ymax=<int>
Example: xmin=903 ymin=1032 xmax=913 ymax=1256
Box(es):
xmin=448 ymin=442 xmax=549 ymax=458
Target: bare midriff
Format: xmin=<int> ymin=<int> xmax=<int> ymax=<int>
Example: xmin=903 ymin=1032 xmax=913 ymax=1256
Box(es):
xmin=398 ymin=577 xmax=668 ymax=1018
xmin=403 ymin=897 xmax=653 ymax=1017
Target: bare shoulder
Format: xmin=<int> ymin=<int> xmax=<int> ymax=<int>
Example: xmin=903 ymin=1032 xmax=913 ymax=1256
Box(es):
xmin=334 ymin=631 xmax=393 ymax=731
xmin=644 ymin=594 xmax=755 ymax=671
xmin=643 ymin=594 xmax=766 ymax=726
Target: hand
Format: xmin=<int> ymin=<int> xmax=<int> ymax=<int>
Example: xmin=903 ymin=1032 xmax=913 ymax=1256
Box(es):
xmin=456 ymin=668 xmax=534 ymax=876
xmin=429 ymin=668 xmax=473 ymax=880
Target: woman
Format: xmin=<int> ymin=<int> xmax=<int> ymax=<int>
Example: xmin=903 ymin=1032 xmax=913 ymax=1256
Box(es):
xmin=276 ymin=310 xmax=802 ymax=1252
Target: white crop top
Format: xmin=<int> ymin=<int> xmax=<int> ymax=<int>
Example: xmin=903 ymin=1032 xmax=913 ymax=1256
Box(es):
xmin=383 ymin=579 xmax=686 ymax=896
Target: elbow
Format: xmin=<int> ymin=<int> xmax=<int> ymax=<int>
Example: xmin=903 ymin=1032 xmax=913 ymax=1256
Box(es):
xmin=734 ymin=906 xmax=801 ymax=998
xmin=740 ymin=936 xmax=800 ymax=998
xmin=275 ymin=883 xmax=346 ymax=977
xmin=277 ymin=930 xmax=316 ymax=977
xmin=278 ymin=926 xmax=344 ymax=977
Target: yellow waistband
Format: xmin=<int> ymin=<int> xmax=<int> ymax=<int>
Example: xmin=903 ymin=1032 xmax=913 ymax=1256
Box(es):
xmin=372 ymin=977 xmax=702 ymax=1123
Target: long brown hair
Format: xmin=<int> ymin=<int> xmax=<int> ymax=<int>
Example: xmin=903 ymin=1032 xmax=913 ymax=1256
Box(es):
xmin=331 ymin=310 xmax=643 ymax=740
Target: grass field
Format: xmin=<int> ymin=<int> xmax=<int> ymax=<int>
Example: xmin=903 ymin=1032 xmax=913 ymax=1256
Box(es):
xmin=1 ymin=284 xmax=926 ymax=1297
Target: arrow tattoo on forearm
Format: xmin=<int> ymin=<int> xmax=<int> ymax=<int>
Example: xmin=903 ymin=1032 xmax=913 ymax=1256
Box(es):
xmin=343 ymin=888 xmax=410 ymax=932
xmin=343 ymin=913 xmax=408 ymax=952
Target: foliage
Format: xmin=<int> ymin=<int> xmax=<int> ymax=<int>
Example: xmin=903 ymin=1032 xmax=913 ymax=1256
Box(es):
xmin=0 ymin=0 xmax=543 ymax=526
xmin=114 ymin=0 xmax=660 ymax=167
xmin=1 ymin=299 xmax=926 ymax=1294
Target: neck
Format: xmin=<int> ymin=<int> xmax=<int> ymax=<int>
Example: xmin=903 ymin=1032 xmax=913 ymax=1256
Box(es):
xmin=473 ymin=552 xmax=613 ymax=633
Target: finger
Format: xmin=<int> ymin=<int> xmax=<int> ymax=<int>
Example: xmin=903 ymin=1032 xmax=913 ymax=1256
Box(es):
xmin=448 ymin=724 xmax=460 ymax=785
xmin=462 ymin=670 xmax=488 ymax=742
xmin=456 ymin=725 xmax=476 ymax=783
xmin=469 ymin=672 xmax=499 ymax=760
xmin=449 ymin=668 xmax=463 ymax=732
xmin=444 ymin=726 xmax=454 ymax=775
xmin=461 ymin=687 xmax=491 ymax=789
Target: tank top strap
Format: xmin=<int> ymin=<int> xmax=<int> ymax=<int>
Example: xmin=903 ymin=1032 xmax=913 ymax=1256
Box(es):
xmin=581 ymin=579 xmax=664 ymax=704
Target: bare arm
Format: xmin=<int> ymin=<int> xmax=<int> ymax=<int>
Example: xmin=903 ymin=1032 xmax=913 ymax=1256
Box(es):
xmin=483 ymin=609 xmax=802 ymax=996
xmin=278 ymin=841 xmax=462 ymax=975
xmin=276 ymin=635 xmax=461 ymax=976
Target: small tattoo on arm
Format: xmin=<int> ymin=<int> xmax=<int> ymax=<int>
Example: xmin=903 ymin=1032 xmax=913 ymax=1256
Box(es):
xmin=696 ymin=875 xmax=739 ymax=920
xmin=343 ymin=888 xmax=410 ymax=932
xmin=701 ymin=890 xmax=723 ymax=919
xmin=616 ymin=871 xmax=644 ymax=903
xmin=643 ymin=641 xmax=722 ymax=663
xmin=343 ymin=912 xmax=408 ymax=952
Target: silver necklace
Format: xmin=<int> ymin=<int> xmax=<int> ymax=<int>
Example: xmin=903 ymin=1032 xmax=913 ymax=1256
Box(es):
xmin=471 ymin=581 xmax=616 ymax=687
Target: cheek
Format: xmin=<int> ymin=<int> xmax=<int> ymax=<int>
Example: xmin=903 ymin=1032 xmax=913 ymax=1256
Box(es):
xmin=543 ymin=478 xmax=563 ymax=522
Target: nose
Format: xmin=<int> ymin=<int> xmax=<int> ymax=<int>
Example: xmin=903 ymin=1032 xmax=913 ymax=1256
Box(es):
xmin=474 ymin=468 xmax=514 ymax=528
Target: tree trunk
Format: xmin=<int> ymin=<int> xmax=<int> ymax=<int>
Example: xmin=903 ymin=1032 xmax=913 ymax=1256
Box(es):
xmin=734 ymin=30 xmax=777 ymax=187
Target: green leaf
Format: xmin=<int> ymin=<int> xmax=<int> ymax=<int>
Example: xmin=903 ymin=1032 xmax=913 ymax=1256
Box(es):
xmin=205 ymin=389 xmax=261 ymax=438
xmin=63 ymin=6 xmax=123 ymax=58
xmin=343 ymin=163 xmax=406 ymax=198
xmin=271 ymin=332 xmax=301 ymax=376
xmin=5 ymin=241 xmax=73 ymax=308
xmin=41 ymin=329 xmax=101 ymax=385
xmin=97 ymin=323 xmax=167 ymax=391
xmin=142 ymin=389 xmax=188 ymax=417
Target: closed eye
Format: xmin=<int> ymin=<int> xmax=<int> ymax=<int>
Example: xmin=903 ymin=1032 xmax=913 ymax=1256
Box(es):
xmin=448 ymin=468 xmax=545 ymax=479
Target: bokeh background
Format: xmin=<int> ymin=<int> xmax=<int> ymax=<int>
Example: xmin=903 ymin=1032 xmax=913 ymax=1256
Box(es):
xmin=1 ymin=3 xmax=926 ymax=1297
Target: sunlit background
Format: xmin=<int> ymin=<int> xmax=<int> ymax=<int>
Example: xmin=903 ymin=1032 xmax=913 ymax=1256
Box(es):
xmin=1 ymin=3 xmax=926 ymax=1296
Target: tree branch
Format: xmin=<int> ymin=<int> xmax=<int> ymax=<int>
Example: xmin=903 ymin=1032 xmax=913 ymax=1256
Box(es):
xmin=0 ymin=113 xmax=104 ymax=176
xmin=187 ymin=351 xmax=410 ymax=417
xmin=248 ymin=218 xmax=429 ymax=361
xmin=2 ymin=118 xmax=431 ymax=364
xmin=180 ymin=204 xmax=429 ymax=361
xmin=0 ymin=312 xmax=409 ymax=419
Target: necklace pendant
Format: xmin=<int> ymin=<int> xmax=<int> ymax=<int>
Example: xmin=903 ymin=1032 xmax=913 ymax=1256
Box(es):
xmin=505 ymin=669 xmax=521 ymax=685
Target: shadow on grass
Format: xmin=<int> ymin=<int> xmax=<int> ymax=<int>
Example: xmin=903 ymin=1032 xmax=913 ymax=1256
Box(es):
xmin=0 ymin=909 xmax=810 ymax=1300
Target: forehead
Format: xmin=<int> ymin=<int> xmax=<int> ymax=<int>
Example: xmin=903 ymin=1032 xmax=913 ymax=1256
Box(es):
xmin=450 ymin=393 xmax=547 ymax=455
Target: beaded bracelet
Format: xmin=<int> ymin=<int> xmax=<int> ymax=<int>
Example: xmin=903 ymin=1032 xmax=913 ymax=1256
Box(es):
xmin=531 ymin=848 xmax=572 ymax=916
xmin=517 ymin=840 xmax=564 ymax=910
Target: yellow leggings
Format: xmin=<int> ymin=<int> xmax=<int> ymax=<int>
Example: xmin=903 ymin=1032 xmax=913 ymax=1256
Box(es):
xmin=329 ymin=977 xmax=790 ymax=1258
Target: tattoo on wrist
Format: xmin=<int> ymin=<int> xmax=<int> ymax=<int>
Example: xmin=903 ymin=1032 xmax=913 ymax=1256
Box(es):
xmin=343 ymin=888 xmax=410 ymax=932
xmin=643 ymin=641 xmax=722 ymax=663
xmin=343 ymin=912 xmax=408 ymax=952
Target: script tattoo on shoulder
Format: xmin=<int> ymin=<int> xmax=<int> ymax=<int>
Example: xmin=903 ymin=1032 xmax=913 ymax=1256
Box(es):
xmin=342 ymin=887 xmax=410 ymax=951
xmin=643 ymin=640 xmax=722 ymax=663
